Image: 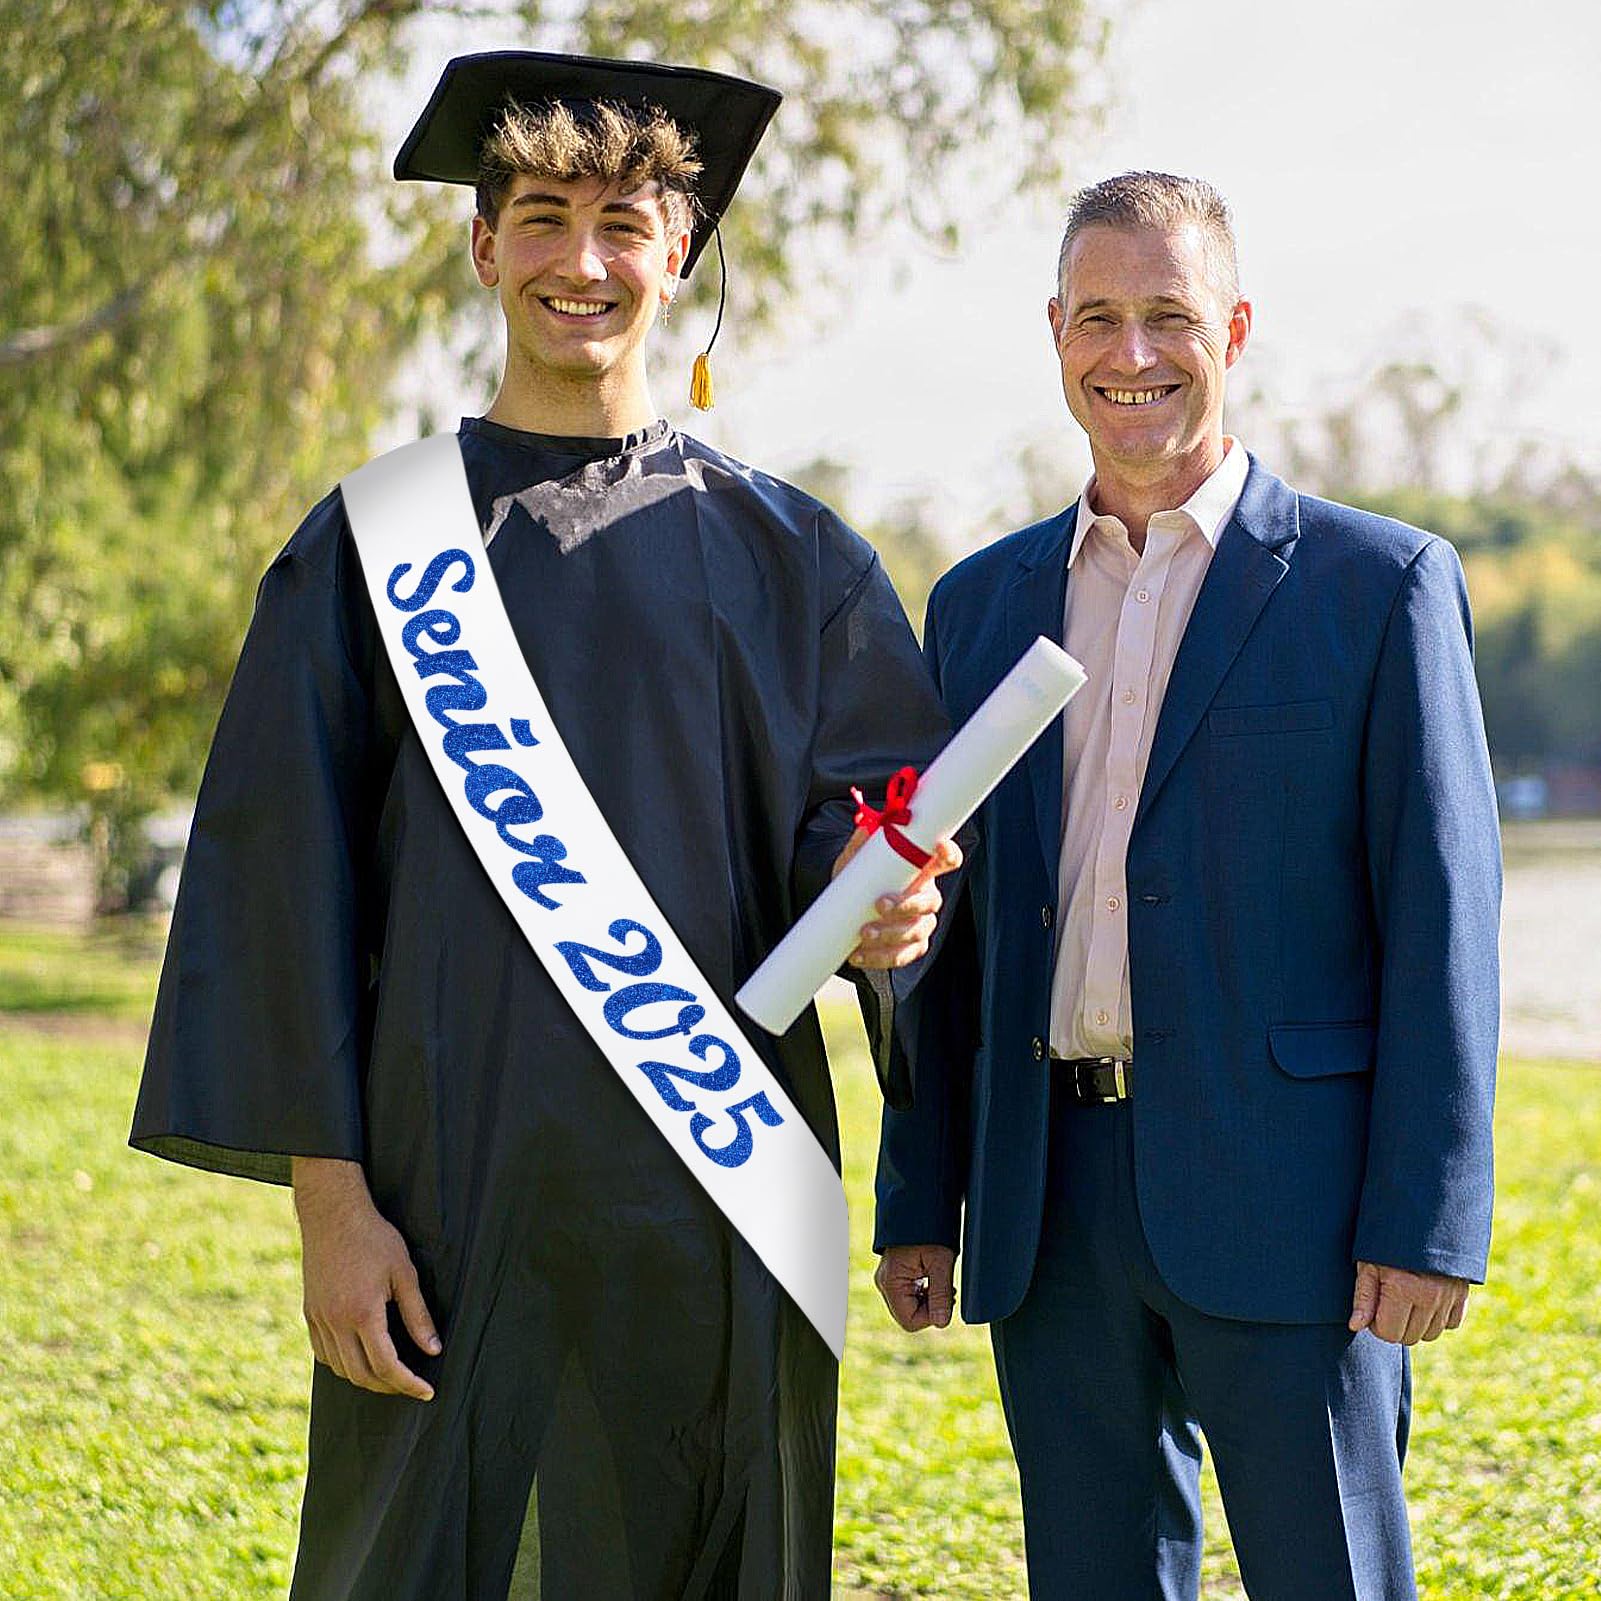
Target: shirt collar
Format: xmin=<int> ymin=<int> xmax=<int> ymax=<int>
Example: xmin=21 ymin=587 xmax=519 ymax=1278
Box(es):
xmin=1068 ymin=437 xmax=1249 ymax=567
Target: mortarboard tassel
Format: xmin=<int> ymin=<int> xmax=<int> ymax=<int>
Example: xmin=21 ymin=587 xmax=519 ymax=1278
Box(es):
xmin=690 ymin=352 xmax=714 ymax=411
xmin=690 ymin=226 xmax=727 ymax=411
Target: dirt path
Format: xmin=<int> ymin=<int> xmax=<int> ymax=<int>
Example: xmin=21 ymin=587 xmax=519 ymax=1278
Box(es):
xmin=0 ymin=1011 xmax=149 ymax=1048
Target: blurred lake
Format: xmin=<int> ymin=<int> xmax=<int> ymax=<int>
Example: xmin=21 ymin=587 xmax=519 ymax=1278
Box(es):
xmin=1501 ymin=820 xmax=1601 ymax=1061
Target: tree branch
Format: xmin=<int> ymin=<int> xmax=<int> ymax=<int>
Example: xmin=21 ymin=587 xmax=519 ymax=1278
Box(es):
xmin=0 ymin=282 xmax=155 ymax=370
xmin=1 ymin=1 xmax=440 ymax=373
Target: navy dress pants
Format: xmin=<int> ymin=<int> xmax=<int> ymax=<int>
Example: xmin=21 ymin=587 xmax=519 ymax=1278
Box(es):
xmin=990 ymin=1085 xmax=1416 ymax=1601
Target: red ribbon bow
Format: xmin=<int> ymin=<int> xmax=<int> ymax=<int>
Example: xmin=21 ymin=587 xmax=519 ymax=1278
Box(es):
xmin=850 ymin=765 xmax=932 ymax=870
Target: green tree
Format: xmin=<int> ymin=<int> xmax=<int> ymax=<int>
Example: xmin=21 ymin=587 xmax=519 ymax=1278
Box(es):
xmin=1251 ymin=352 xmax=1601 ymax=773
xmin=0 ymin=0 xmax=462 ymax=901
xmin=1364 ymin=490 xmax=1601 ymax=769
xmin=1 ymin=0 xmax=1107 ymax=904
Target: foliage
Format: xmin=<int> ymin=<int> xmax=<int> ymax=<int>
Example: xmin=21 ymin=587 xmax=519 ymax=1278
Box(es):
xmin=2 ymin=924 xmax=1598 ymax=1596
xmin=0 ymin=0 xmax=1108 ymax=899
xmin=0 ymin=0 xmax=463 ymax=896
xmin=1272 ymin=361 xmax=1601 ymax=770
xmin=1361 ymin=490 xmax=1601 ymax=766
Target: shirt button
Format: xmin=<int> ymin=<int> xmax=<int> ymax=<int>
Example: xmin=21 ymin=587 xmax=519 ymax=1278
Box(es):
xmin=1031 ymin=1036 xmax=1045 ymax=1061
xmin=1040 ymin=905 xmax=1053 ymax=929
xmin=1135 ymin=588 xmax=1150 ymax=603
xmin=1113 ymin=794 xmax=1129 ymax=810
xmin=1121 ymin=689 xmax=1136 ymax=704
xmin=1095 ymin=1010 xmax=1110 ymax=1026
xmin=1106 ymin=895 xmax=1121 ymax=912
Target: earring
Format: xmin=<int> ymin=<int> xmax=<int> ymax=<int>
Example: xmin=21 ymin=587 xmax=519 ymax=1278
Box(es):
xmin=662 ymin=299 xmax=674 ymax=323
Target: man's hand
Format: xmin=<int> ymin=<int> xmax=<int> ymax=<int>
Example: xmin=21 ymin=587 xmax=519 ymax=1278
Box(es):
xmin=875 ymin=1243 xmax=957 ymax=1331
xmin=1349 ymin=1261 xmax=1470 ymax=1345
xmin=292 ymin=1156 xmax=442 ymax=1400
xmin=832 ymin=830 xmax=963 ymax=971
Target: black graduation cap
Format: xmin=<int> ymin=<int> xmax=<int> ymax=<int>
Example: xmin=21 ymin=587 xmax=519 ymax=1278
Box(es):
xmin=394 ymin=51 xmax=782 ymax=281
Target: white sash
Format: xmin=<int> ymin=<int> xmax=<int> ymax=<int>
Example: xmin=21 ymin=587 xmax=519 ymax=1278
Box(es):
xmin=341 ymin=435 xmax=848 ymax=1359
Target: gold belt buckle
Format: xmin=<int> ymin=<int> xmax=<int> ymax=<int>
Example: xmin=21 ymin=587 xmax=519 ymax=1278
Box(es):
xmin=1111 ymin=1060 xmax=1128 ymax=1100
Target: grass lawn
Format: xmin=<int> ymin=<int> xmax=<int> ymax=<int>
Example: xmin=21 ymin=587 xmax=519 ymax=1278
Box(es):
xmin=2 ymin=924 xmax=1597 ymax=1597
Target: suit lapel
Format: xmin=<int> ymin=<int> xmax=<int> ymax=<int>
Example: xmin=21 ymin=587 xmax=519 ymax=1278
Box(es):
xmin=1004 ymin=507 xmax=1075 ymax=876
xmin=1135 ymin=464 xmax=1299 ymax=829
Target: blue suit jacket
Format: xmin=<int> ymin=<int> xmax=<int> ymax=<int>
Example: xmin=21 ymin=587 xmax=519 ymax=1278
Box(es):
xmin=875 ymin=457 xmax=1502 ymax=1326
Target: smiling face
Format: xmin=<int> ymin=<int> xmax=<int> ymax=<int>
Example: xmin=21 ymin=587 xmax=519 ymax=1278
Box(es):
xmin=471 ymin=170 xmax=691 ymax=394
xmin=1048 ymin=220 xmax=1251 ymax=497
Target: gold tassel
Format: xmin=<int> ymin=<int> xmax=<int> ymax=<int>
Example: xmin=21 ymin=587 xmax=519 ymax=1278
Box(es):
xmin=688 ymin=228 xmax=727 ymax=412
xmin=690 ymin=351 xmax=715 ymax=411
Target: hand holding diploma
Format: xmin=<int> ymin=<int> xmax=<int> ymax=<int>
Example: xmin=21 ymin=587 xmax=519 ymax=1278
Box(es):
xmin=832 ymin=830 xmax=963 ymax=970
xmin=737 ymin=637 xmax=1088 ymax=1034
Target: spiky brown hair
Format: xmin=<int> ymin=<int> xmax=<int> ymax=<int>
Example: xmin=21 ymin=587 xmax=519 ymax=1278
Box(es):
xmin=475 ymin=98 xmax=703 ymax=236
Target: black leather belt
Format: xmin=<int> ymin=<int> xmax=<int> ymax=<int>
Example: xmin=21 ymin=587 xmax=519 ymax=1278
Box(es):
xmin=1050 ymin=1053 xmax=1133 ymax=1104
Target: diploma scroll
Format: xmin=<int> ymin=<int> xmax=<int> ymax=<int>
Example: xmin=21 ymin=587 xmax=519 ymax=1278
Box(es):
xmin=736 ymin=636 xmax=1087 ymax=1034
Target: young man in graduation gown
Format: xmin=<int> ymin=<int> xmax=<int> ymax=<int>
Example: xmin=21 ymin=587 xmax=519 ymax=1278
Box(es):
xmin=131 ymin=53 xmax=956 ymax=1601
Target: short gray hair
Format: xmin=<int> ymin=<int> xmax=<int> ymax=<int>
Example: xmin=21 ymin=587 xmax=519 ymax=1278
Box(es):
xmin=1056 ymin=171 xmax=1239 ymax=310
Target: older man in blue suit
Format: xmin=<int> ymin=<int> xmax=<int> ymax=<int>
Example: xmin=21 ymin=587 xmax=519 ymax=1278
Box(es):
xmin=873 ymin=172 xmax=1500 ymax=1599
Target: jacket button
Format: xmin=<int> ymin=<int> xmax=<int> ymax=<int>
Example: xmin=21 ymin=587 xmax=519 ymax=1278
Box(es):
xmin=1040 ymin=905 xmax=1053 ymax=929
xmin=1031 ymin=1037 xmax=1045 ymax=1061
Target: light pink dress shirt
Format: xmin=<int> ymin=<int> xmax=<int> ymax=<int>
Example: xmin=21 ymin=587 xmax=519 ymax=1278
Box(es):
xmin=1048 ymin=438 xmax=1250 ymax=1060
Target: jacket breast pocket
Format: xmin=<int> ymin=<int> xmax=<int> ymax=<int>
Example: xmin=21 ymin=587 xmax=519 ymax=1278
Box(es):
xmin=1208 ymin=699 xmax=1334 ymax=737
xmin=1268 ymin=1021 xmax=1376 ymax=1079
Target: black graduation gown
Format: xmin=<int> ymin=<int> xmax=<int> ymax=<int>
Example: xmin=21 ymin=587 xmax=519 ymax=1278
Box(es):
xmin=130 ymin=417 xmax=950 ymax=1600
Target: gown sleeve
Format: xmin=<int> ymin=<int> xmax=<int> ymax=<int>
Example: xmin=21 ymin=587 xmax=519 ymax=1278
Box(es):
xmin=130 ymin=506 xmax=375 ymax=1185
xmin=790 ymin=513 xmax=951 ymax=1104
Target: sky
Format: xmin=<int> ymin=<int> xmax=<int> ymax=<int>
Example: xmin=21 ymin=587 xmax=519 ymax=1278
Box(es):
xmin=390 ymin=0 xmax=1599 ymax=535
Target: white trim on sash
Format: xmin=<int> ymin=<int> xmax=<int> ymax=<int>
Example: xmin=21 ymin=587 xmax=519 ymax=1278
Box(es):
xmin=341 ymin=435 xmax=848 ymax=1359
